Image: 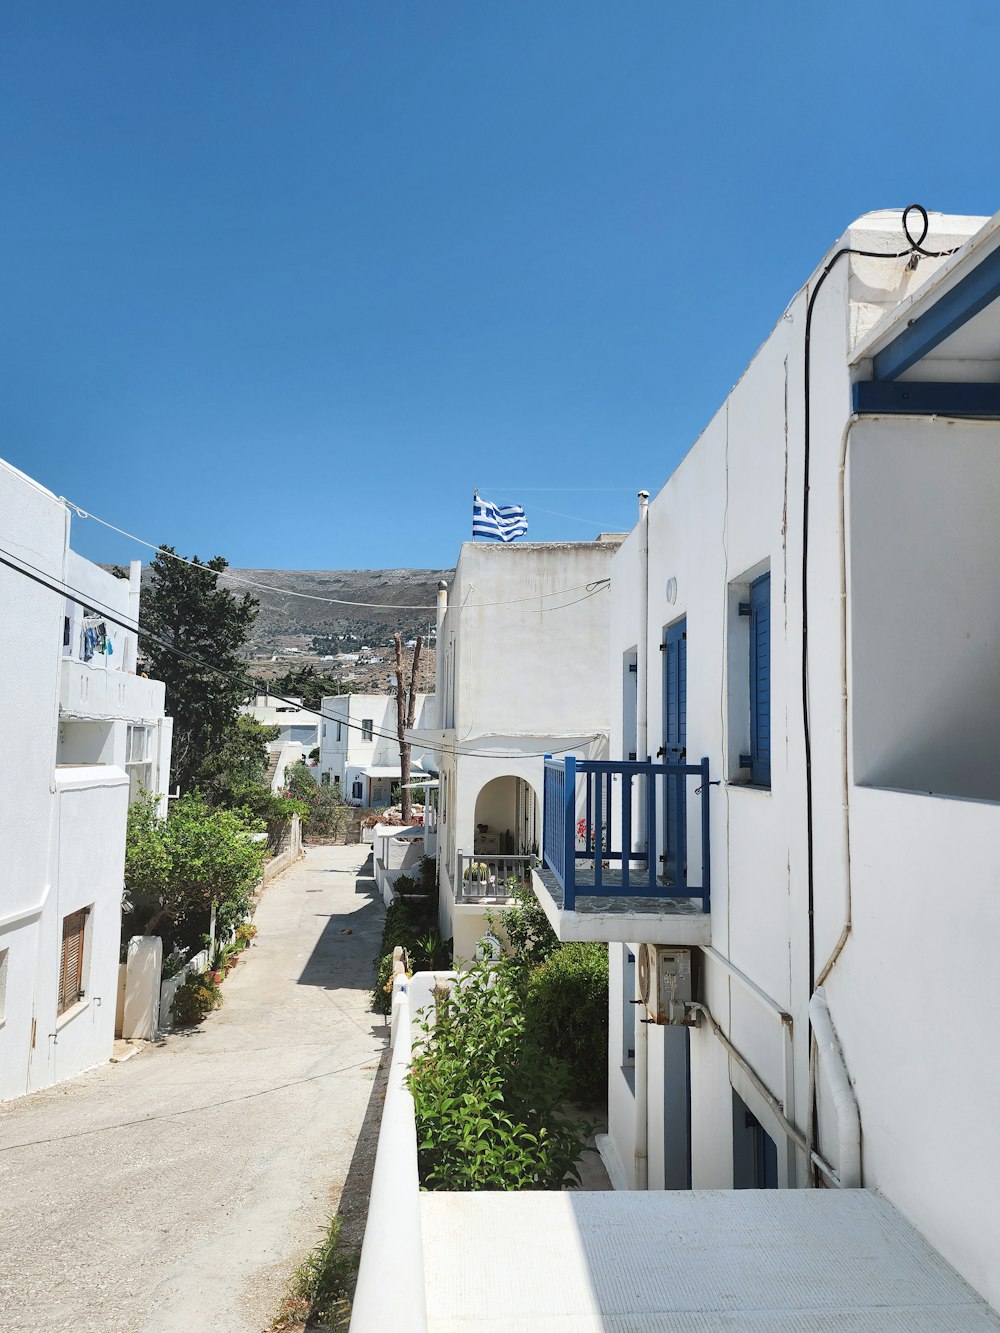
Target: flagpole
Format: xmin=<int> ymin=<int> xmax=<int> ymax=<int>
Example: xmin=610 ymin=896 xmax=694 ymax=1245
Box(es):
xmin=472 ymin=488 xmax=478 ymax=541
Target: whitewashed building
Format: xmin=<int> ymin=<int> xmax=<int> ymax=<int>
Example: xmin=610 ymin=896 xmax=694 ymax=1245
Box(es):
xmin=410 ymin=540 xmax=623 ymax=960
xmin=527 ymin=207 xmax=1000 ymax=1314
xmin=242 ymin=693 xmax=321 ymax=749
xmin=0 ymin=457 xmax=172 ymax=1100
xmin=318 ymin=691 xmax=433 ymax=807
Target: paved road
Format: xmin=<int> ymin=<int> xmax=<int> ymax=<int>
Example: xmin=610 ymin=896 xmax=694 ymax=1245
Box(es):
xmin=0 ymin=845 xmax=387 ymax=1333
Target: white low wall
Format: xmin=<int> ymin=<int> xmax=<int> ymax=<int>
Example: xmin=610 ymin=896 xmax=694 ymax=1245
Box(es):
xmin=122 ymin=935 xmax=162 ymax=1040
xmin=158 ymin=948 xmax=210 ymax=1033
xmin=350 ymin=972 xmax=454 ymax=1332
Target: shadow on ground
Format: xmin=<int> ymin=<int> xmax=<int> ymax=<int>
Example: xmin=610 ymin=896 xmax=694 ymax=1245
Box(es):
xmin=297 ymin=855 xmax=385 ymax=995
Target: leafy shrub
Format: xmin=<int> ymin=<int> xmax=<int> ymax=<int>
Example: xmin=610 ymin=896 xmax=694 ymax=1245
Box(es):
xmin=161 ymin=945 xmax=190 ymax=981
xmin=235 ymin=921 xmax=257 ymax=949
xmin=285 ymin=763 xmax=350 ymax=839
xmin=526 ymin=942 xmax=609 ymax=1104
xmin=171 ymin=971 xmax=223 ymax=1026
xmin=371 ymin=895 xmax=449 ymax=1014
xmin=485 ymin=882 xmax=558 ymax=970
xmin=408 ymin=964 xmax=590 ymax=1190
xmin=417 ymin=855 xmax=436 ymax=891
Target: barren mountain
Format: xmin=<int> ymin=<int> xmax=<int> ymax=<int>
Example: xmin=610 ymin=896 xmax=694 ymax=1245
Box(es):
xmin=218 ymin=566 xmax=452 ymax=651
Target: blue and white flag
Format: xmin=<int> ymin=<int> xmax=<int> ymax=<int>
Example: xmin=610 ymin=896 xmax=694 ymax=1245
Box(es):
xmin=472 ymin=494 xmax=528 ymax=543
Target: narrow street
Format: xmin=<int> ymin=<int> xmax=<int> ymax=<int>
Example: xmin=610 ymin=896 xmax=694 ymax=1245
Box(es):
xmin=0 ymin=845 xmax=387 ymax=1333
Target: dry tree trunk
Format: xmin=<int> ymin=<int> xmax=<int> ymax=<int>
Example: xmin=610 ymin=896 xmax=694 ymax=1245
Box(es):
xmin=393 ymin=632 xmax=424 ymax=824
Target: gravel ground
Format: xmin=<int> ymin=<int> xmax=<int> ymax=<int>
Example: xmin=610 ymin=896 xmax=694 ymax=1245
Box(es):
xmin=0 ymin=845 xmax=388 ymax=1333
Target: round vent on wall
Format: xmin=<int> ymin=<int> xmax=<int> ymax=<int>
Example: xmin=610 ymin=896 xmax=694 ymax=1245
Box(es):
xmin=638 ymin=943 xmax=653 ymax=1008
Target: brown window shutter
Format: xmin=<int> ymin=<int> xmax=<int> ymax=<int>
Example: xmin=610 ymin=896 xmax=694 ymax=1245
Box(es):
xmin=58 ymin=910 xmax=88 ymax=1015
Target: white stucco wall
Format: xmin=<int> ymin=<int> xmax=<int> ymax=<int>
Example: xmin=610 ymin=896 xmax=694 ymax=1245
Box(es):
xmin=0 ymin=456 xmax=172 ymax=1100
xmin=828 ymin=786 xmax=1000 ymax=1310
xmin=432 ymin=540 xmax=620 ymax=949
xmin=319 ymin=692 xmax=432 ymax=798
xmin=599 ymin=210 xmax=1000 ymax=1308
xmin=848 ymin=416 xmax=1000 ymax=800
xmin=0 ymin=461 xmax=67 ymax=1100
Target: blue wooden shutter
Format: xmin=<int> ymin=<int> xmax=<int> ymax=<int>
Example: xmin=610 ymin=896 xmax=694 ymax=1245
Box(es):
xmin=749 ymin=573 xmax=770 ymax=787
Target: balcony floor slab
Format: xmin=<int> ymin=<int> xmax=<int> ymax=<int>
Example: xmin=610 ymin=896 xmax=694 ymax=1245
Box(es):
xmin=532 ymin=867 xmax=711 ymax=946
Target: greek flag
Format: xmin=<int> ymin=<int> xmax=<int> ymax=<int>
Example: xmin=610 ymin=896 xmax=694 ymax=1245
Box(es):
xmin=472 ymin=494 xmax=528 ymax=543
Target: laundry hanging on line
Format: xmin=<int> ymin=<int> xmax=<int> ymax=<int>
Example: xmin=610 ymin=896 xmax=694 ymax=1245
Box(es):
xmin=81 ymin=616 xmax=113 ymax=663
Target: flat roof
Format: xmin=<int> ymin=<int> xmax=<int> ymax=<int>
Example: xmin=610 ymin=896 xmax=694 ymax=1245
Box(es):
xmin=421 ymin=1190 xmax=999 ymax=1330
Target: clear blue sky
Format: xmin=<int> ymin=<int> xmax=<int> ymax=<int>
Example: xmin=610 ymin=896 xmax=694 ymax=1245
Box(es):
xmin=1 ymin=1 xmax=995 ymax=570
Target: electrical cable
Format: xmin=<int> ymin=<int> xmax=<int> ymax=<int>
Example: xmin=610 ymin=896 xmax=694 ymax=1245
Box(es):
xmin=800 ymin=203 xmax=959 ymax=1182
xmin=0 ymin=546 xmax=600 ymax=762
xmin=62 ymin=500 xmax=611 ymax=613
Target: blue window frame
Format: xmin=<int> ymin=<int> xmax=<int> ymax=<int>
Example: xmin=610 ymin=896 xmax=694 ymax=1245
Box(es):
xmin=752 ymin=575 xmax=773 ymax=783
xmin=747 ymin=573 xmax=770 ymax=787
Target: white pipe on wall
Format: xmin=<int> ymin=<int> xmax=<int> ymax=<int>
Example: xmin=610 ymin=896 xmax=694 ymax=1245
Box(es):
xmin=808 ymin=986 xmax=862 ymax=1189
xmin=632 ymin=945 xmax=648 ymax=1189
xmin=633 ymin=490 xmax=651 ymax=1191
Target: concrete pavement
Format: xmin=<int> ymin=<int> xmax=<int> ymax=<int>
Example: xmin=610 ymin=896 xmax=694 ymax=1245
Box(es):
xmin=0 ymin=844 xmax=387 ymax=1333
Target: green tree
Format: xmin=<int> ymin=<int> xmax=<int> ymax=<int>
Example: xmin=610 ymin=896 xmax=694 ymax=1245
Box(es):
xmin=125 ymin=792 xmax=267 ymax=936
xmin=193 ymin=716 xmax=278 ymax=810
xmin=267 ymin=665 xmax=349 ymax=710
xmin=285 ymin=761 xmax=350 ymax=839
xmin=139 ymin=548 xmax=258 ymax=792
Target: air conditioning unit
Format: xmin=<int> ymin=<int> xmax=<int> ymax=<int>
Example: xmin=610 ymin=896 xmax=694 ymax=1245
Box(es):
xmin=638 ymin=944 xmax=694 ymax=1025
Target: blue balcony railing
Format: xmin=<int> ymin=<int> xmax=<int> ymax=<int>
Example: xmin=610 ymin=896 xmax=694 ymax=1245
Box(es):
xmin=542 ymin=756 xmax=712 ymax=912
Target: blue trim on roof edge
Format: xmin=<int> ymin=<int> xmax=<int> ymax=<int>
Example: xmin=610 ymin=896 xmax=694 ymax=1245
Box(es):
xmin=873 ymin=244 xmax=1000 ymax=382
xmin=853 ymin=380 xmax=1000 ymax=418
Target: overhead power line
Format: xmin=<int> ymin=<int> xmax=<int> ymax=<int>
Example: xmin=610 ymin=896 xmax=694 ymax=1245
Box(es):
xmin=0 ymin=546 xmax=601 ymax=763
xmin=62 ymin=500 xmax=612 ymax=614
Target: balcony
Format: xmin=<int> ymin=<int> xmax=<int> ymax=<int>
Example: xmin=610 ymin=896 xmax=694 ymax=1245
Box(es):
xmin=534 ymin=756 xmax=713 ymax=945
xmin=455 ymin=851 xmax=534 ymax=903
xmin=61 ymin=658 xmax=166 ymax=723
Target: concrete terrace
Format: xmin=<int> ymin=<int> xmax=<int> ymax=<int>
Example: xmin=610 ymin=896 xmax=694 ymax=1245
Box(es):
xmin=419 ymin=1190 xmax=1000 ymax=1331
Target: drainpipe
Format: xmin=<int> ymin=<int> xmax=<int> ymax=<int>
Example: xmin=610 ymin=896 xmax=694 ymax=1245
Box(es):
xmin=435 ymin=580 xmax=448 ymax=730
xmin=808 ymin=986 xmax=861 ymax=1188
xmin=127 ymin=559 xmax=142 ymax=673
xmin=634 ymin=490 xmax=650 ymax=1190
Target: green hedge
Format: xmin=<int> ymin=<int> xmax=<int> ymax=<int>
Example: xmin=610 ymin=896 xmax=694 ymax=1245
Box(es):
xmin=371 ymin=882 xmax=450 ymax=1015
xmin=525 ymin=942 xmax=609 ymax=1104
xmin=408 ymin=964 xmax=589 ymax=1190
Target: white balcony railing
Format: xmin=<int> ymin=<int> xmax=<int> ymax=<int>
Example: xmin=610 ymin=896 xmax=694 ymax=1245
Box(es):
xmin=60 ymin=657 xmax=166 ymax=723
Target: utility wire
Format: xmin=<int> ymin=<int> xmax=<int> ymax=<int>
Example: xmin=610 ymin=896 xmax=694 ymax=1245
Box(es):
xmin=62 ymin=500 xmax=611 ymax=613
xmin=0 ymin=546 xmax=600 ymax=762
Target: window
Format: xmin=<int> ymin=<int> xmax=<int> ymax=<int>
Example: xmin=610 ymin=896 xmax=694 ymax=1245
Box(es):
xmin=745 ymin=573 xmax=771 ymax=787
xmin=125 ymin=724 xmax=153 ymax=801
xmin=623 ymin=649 xmax=638 ymax=761
xmin=336 ymin=721 xmax=342 ymax=742
xmin=321 ymin=771 xmax=331 ymax=787
xmin=728 ymin=565 xmax=770 ymax=788
xmin=58 ymin=909 xmax=89 ymax=1015
xmin=361 ymin=719 xmax=373 ymax=742
xmin=352 ymin=780 xmax=364 ymax=801
xmin=622 ymin=947 xmax=636 ymax=1089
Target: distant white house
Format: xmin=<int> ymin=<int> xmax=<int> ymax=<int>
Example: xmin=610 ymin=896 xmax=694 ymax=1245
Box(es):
xmin=242 ymin=694 xmax=321 ymax=751
xmin=0 ymin=457 xmax=172 ymax=1101
xmin=408 ymin=541 xmax=622 ymax=961
xmin=318 ymin=692 xmax=433 ymax=808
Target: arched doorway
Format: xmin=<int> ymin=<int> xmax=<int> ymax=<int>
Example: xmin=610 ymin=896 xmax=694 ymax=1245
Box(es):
xmin=472 ymin=775 xmax=539 ymax=858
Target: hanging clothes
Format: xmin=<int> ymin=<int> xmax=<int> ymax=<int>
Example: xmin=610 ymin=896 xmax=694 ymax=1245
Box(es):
xmin=81 ymin=616 xmax=110 ymax=663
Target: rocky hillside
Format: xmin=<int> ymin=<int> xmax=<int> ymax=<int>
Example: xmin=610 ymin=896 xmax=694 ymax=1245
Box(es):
xmin=214 ymin=567 xmax=450 ymax=694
